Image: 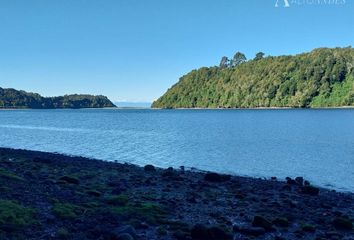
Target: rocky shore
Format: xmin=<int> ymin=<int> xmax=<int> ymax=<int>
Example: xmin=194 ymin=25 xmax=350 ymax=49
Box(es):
xmin=0 ymin=148 xmax=353 ymax=240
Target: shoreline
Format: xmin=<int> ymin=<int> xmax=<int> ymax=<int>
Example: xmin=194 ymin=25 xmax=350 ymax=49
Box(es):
xmin=0 ymin=147 xmax=353 ymax=239
xmin=2 ymin=106 xmax=354 ymax=111
xmin=151 ymin=106 xmax=354 ymax=110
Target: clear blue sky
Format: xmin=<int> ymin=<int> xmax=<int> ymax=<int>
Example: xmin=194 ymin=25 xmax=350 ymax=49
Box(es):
xmin=0 ymin=0 xmax=353 ymax=102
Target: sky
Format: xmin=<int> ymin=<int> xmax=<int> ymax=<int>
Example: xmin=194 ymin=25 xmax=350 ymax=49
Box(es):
xmin=0 ymin=0 xmax=353 ymax=102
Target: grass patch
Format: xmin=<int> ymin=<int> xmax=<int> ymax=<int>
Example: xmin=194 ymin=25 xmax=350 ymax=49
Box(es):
xmin=52 ymin=203 xmax=83 ymax=220
xmin=105 ymin=194 xmax=129 ymax=206
xmin=0 ymin=200 xmax=35 ymax=230
xmin=0 ymin=168 xmax=23 ymax=181
xmin=111 ymin=202 xmax=167 ymax=225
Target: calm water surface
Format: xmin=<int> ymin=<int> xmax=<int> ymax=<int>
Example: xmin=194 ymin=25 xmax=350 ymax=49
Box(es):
xmin=0 ymin=109 xmax=353 ymax=191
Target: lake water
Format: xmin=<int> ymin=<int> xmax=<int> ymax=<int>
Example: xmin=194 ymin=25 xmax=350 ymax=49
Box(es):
xmin=0 ymin=109 xmax=353 ymax=192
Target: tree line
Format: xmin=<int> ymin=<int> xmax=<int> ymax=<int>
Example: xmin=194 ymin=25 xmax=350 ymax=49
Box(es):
xmin=152 ymin=47 xmax=354 ymax=108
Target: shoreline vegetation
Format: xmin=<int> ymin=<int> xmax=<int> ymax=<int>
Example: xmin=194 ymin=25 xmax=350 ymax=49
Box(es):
xmin=0 ymin=148 xmax=353 ymax=239
xmin=152 ymin=47 xmax=354 ymax=109
xmin=0 ymin=87 xmax=116 ymax=109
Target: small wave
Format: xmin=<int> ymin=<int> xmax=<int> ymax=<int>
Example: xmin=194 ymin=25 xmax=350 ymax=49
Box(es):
xmin=0 ymin=124 xmax=92 ymax=133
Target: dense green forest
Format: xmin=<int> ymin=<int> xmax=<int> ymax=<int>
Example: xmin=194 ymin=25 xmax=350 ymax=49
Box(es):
xmin=0 ymin=88 xmax=116 ymax=109
xmin=152 ymin=47 xmax=354 ymax=108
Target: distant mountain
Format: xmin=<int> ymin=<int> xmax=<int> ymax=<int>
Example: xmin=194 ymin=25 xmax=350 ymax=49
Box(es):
xmin=0 ymin=88 xmax=116 ymax=109
xmin=153 ymin=47 xmax=354 ymax=108
xmin=115 ymin=102 xmax=151 ymax=108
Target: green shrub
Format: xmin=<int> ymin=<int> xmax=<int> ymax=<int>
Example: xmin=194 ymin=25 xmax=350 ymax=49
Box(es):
xmin=52 ymin=203 xmax=81 ymax=219
xmin=0 ymin=200 xmax=35 ymax=230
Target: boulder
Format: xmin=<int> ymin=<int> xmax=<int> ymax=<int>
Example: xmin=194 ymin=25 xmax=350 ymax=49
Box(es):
xmin=295 ymin=177 xmax=304 ymax=186
xmin=252 ymin=216 xmax=273 ymax=231
xmin=116 ymin=233 xmax=134 ymax=240
xmin=112 ymin=225 xmax=137 ymax=240
xmin=191 ymin=224 xmax=232 ymax=240
xmin=144 ymin=164 xmax=156 ymax=172
xmin=333 ymin=217 xmax=353 ymax=230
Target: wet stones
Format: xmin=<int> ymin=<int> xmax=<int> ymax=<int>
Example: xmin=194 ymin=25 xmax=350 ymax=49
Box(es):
xmin=144 ymin=164 xmax=156 ymax=172
xmin=191 ymin=224 xmax=232 ymax=240
xmin=234 ymin=226 xmax=265 ymax=236
xmin=252 ymin=216 xmax=274 ymax=231
xmin=272 ymin=217 xmax=289 ymax=228
xmin=112 ymin=225 xmax=137 ymax=240
xmin=295 ymin=177 xmax=304 ymax=186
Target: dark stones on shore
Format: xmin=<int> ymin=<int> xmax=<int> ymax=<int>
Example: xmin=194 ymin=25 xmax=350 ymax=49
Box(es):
xmin=191 ymin=224 xmax=232 ymax=240
xmin=252 ymin=216 xmax=274 ymax=231
xmin=204 ymin=172 xmax=231 ymax=182
xmin=144 ymin=164 xmax=156 ymax=172
xmin=1 ymin=148 xmax=354 ymax=240
xmin=111 ymin=225 xmax=137 ymax=240
xmin=332 ymin=217 xmax=353 ymax=230
xmin=234 ymin=226 xmax=265 ymax=236
xmin=58 ymin=175 xmax=80 ymax=185
xmin=301 ymin=185 xmax=320 ymax=196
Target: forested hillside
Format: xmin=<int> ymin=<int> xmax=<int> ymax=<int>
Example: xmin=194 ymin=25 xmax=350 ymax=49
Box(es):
xmin=152 ymin=47 xmax=354 ymax=108
xmin=0 ymin=88 xmax=116 ymax=109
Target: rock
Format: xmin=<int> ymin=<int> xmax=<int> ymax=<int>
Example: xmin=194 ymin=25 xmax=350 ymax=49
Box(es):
xmin=208 ymin=226 xmax=232 ymax=240
xmin=236 ymin=226 xmax=265 ymax=236
xmin=116 ymin=233 xmax=134 ymax=240
xmin=204 ymin=172 xmax=231 ymax=182
xmin=286 ymin=177 xmax=297 ymax=185
xmin=295 ymin=177 xmax=304 ymax=186
xmin=162 ymin=167 xmax=175 ymax=177
xmin=144 ymin=164 xmax=156 ymax=172
xmin=173 ymin=230 xmax=189 ymax=240
xmin=58 ymin=176 xmax=80 ymax=185
xmin=86 ymin=190 xmax=102 ymax=197
xmin=190 ymin=224 xmax=209 ymax=240
xmin=302 ymin=224 xmax=316 ymax=232
xmin=191 ymin=224 xmax=232 ymax=240
xmin=252 ymin=216 xmax=273 ymax=231
xmin=272 ymin=217 xmax=289 ymax=228
xmin=301 ymin=186 xmax=319 ymax=196
xmin=112 ymin=225 xmax=137 ymax=240
xmin=332 ymin=217 xmax=353 ymax=230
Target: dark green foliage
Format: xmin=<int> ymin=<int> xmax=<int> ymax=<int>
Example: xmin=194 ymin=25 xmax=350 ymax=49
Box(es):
xmin=232 ymin=52 xmax=247 ymax=67
xmin=152 ymin=47 xmax=354 ymax=108
xmin=105 ymin=194 xmax=129 ymax=206
xmin=254 ymin=52 xmax=265 ymax=61
xmin=0 ymin=200 xmax=35 ymax=230
xmin=111 ymin=202 xmax=167 ymax=225
xmin=52 ymin=203 xmax=82 ymax=219
xmin=0 ymin=88 xmax=116 ymax=109
xmin=0 ymin=168 xmax=24 ymax=181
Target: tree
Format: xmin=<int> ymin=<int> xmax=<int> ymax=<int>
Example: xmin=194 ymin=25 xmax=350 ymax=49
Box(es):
xmin=254 ymin=52 xmax=265 ymax=61
xmin=232 ymin=52 xmax=247 ymax=67
xmin=219 ymin=56 xmax=230 ymax=68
